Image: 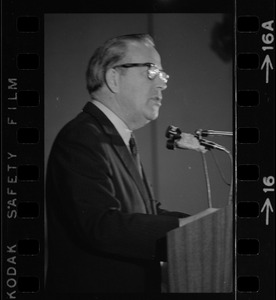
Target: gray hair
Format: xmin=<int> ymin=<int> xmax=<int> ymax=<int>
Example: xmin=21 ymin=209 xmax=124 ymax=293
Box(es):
xmin=86 ymin=34 xmax=155 ymax=95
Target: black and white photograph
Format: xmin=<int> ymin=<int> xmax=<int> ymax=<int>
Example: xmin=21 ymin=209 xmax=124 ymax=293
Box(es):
xmin=2 ymin=0 xmax=275 ymax=299
xmin=44 ymin=13 xmax=234 ymax=295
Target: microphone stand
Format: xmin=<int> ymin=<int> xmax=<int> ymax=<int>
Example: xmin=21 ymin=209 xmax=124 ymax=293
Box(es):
xmin=166 ymin=125 xmax=233 ymax=208
xmin=196 ymin=130 xmax=233 ymax=206
xmin=200 ymin=151 xmax=213 ymax=208
xmin=201 ymin=147 xmax=233 ymax=208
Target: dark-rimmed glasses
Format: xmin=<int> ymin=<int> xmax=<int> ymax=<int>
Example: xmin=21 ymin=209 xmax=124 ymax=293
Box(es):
xmin=113 ymin=63 xmax=169 ymax=83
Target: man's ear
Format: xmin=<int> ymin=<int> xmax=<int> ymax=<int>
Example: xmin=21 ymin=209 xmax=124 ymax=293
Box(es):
xmin=105 ymin=68 xmax=120 ymax=93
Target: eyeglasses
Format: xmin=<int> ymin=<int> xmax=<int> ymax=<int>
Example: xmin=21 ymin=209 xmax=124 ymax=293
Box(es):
xmin=112 ymin=63 xmax=169 ymax=83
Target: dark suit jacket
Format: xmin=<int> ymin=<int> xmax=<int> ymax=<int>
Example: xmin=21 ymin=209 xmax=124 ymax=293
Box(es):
xmin=45 ymin=102 xmax=188 ymax=295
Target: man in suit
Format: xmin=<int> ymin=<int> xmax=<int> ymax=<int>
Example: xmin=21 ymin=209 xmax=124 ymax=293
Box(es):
xmin=45 ymin=34 xmax=204 ymax=294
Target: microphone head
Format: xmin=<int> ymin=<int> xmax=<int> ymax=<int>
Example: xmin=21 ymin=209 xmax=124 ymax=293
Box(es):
xmin=166 ymin=139 xmax=176 ymax=150
xmin=195 ymin=129 xmax=208 ymax=138
xmin=166 ymin=125 xmax=182 ymax=139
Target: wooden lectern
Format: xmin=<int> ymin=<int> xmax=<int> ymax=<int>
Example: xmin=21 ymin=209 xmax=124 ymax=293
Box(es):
xmin=166 ymin=204 xmax=233 ymax=293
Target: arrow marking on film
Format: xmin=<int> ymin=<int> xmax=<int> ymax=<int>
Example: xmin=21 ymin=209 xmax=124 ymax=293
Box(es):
xmin=261 ymin=55 xmax=273 ymax=84
xmin=261 ymin=198 xmax=274 ymax=225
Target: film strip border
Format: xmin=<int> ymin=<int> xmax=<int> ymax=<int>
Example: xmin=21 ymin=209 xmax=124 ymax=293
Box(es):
xmin=2 ymin=6 xmax=45 ymax=299
xmin=1 ymin=1 xmax=275 ymax=300
xmin=236 ymin=0 xmax=275 ymax=298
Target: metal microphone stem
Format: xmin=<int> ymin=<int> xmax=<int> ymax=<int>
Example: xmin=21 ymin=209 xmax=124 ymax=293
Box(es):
xmin=204 ymin=130 xmax=233 ymax=136
xmin=196 ymin=129 xmax=233 ymax=137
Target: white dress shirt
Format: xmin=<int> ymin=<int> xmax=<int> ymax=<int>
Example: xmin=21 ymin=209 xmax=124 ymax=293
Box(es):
xmin=91 ymin=100 xmax=132 ymax=151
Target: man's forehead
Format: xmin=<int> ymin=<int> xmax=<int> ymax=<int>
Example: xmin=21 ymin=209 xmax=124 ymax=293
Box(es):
xmin=125 ymin=41 xmax=162 ymax=67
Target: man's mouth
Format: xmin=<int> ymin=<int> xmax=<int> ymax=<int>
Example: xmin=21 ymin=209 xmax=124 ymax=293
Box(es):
xmin=150 ymin=96 xmax=162 ymax=106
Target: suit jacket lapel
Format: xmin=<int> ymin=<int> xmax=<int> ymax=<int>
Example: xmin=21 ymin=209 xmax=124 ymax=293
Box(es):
xmin=141 ymin=166 xmax=157 ymax=215
xmin=83 ymin=102 xmax=153 ymax=213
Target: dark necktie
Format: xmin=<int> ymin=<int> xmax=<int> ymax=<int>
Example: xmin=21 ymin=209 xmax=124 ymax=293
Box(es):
xmin=129 ymin=134 xmax=157 ymax=214
xmin=129 ymin=134 xmax=143 ymax=177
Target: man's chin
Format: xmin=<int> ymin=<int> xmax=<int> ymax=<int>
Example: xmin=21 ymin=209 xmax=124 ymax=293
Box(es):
xmin=152 ymin=110 xmax=160 ymax=120
xmin=136 ymin=110 xmax=159 ymax=129
xmin=148 ymin=107 xmax=160 ymax=120
xmin=146 ymin=113 xmax=159 ymax=123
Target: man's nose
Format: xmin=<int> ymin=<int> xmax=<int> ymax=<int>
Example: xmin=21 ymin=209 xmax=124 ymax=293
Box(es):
xmin=153 ymin=91 xmax=163 ymax=101
xmin=155 ymin=76 xmax=167 ymax=91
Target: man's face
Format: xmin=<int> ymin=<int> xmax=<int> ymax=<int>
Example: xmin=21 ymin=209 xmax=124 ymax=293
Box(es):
xmin=116 ymin=41 xmax=168 ymax=130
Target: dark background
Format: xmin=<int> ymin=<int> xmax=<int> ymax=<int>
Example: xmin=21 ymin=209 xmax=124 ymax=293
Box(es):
xmin=45 ymin=13 xmax=233 ymax=215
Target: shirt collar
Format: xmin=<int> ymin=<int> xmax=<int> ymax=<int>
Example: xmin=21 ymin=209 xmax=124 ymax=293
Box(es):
xmin=91 ymin=100 xmax=132 ymax=147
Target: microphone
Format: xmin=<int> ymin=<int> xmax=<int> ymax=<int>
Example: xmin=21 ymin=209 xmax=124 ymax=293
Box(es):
xmin=195 ymin=129 xmax=233 ymax=137
xmin=197 ymin=139 xmax=227 ymax=151
xmin=165 ymin=125 xmax=228 ymax=152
